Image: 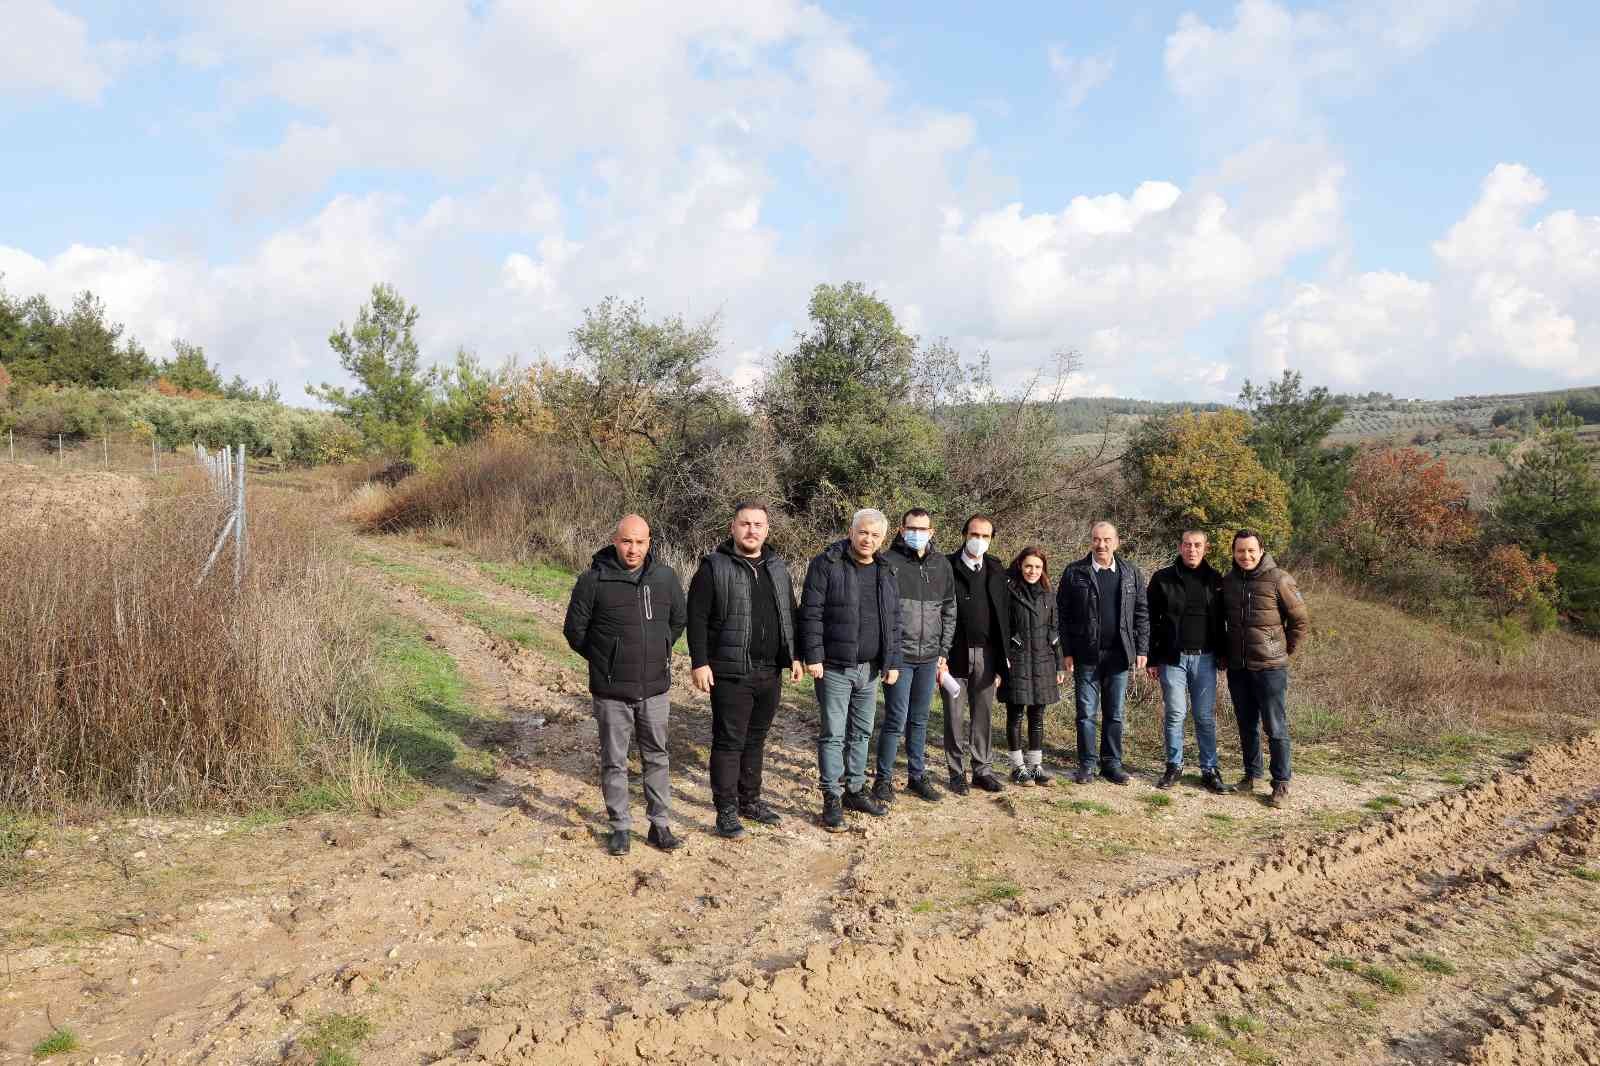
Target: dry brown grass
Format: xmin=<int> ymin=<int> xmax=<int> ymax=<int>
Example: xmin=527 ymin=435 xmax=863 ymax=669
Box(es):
xmin=0 ymin=473 xmax=385 ymax=815
xmin=357 ymin=436 xmax=626 ymax=572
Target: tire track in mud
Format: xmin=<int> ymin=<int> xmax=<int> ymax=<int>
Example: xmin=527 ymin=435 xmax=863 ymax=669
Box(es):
xmin=443 ymin=731 xmax=1600 ymax=1064
xmin=1455 ymin=945 xmax=1600 ymax=1066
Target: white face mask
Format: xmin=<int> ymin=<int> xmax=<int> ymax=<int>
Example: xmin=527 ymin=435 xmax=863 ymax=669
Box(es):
xmin=965 ymin=536 xmax=990 ymax=558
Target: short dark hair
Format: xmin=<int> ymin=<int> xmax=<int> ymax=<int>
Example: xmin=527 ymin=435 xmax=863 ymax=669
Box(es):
xmin=1232 ymin=528 xmax=1264 ymax=550
xmin=963 ymin=512 xmax=995 ymax=536
xmin=731 ymin=501 xmax=770 ymax=519
xmin=902 ymin=507 xmax=932 ymax=526
xmin=1008 ymin=546 xmax=1052 ymax=592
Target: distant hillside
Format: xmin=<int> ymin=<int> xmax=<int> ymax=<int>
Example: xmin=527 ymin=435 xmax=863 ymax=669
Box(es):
xmin=1330 ymin=384 xmax=1600 ymax=440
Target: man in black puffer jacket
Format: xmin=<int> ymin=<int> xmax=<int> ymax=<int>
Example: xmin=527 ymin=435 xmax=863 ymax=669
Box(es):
xmin=1145 ymin=529 xmax=1232 ymax=794
xmin=1056 ymin=520 xmax=1149 ymax=785
xmin=563 ymin=514 xmax=688 ymax=857
xmin=687 ymin=502 xmax=803 ymax=841
xmin=799 ymin=508 xmax=903 ymax=832
xmin=875 ymin=508 xmax=957 ymax=804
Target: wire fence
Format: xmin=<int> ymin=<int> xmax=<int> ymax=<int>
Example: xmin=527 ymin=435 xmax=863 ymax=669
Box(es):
xmin=0 ymin=427 xmax=237 ymax=477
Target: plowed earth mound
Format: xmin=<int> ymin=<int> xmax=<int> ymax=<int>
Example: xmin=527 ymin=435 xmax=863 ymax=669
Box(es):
xmin=4 ymin=536 xmax=1597 ymax=1065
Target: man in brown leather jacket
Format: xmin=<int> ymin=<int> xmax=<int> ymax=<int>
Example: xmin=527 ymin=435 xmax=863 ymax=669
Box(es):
xmin=1222 ymin=529 xmax=1310 ymax=808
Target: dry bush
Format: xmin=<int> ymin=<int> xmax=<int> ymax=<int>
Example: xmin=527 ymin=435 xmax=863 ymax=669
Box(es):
xmin=359 ymin=435 xmax=623 ymax=572
xmin=1269 ymin=567 xmax=1600 ymax=751
xmin=0 ymin=475 xmax=384 ymax=815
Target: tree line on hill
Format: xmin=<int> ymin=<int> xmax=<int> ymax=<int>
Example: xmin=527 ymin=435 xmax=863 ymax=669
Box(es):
xmin=4 ymin=275 xmax=1597 ymax=637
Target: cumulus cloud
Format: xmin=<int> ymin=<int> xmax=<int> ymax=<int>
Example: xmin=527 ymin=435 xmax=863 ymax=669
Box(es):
xmin=1047 ymin=44 xmax=1115 ymax=109
xmin=1165 ymin=0 xmax=1492 ymax=130
xmin=0 ymin=0 xmax=121 ymax=102
xmin=1244 ymin=164 xmax=1599 ymax=392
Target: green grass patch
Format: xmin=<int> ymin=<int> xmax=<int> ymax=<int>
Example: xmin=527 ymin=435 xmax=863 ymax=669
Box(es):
xmin=1346 ymin=990 xmax=1378 ymax=1013
xmin=1331 ymin=956 xmax=1408 ymax=993
xmin=374 ymin=618 xmax=498 ymax=784
xmin=460 ymin=606 xmax=585 ymax=669
xmin=1183 ymin=1022 xmax=1218 ymax=1041
xmin=1140 ymin=792 xmax=1174 ymax=810
xmin=1217 ymin=1013 xmax=1264 ymax=1036
xmin=1328 ymin=956 xmax=1358 ymax=973
xmin=1573 ymin=866 xmax=1600 ymax=883
xmin=300 ymin=1012 xmax=373 ymax=1065
xmin=1058 ymin=799 xmax=1113 ymax=816
xmin=1362 ymin=795 xmax=1404 ymax=812
xmin=1 ymin=811 xmax=39 ymax=885
xmin=31 ymin=1027 xmax=80 ymax=1059
xmin=1221 ymin=1039 xmax=1277 ymax=1065
xmin=1435 ymin=771 xmax=1469 ymax=786
xmin=477 ymin=561 xmax=575 ymax=600
xmin=965 ymin=875 xmax=1022 ymax=905
xmin=910 ymin=899 xmax=936 ymax=914
xmin=1305 ymin=808 xmax=1363 ymax=832
xmin=1412 ymin=952 xmax=1457 ymax=976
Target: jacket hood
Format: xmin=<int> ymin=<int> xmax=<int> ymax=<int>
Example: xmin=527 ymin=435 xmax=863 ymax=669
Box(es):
xmin=592 ymin=544 xmax=655 ymax=577
xmin=715 ymin=538 xmax=774 ymax=563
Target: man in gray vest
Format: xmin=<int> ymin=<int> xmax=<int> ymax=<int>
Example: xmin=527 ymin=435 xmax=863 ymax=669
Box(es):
xmin=687 ymin=502 xmax=804 ymax=840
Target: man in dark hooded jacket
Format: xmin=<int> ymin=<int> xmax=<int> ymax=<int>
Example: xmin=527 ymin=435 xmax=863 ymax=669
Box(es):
xmin=687 ymin=502 xmax=803 ymax=841
xmin=563 ymin=514 xmax=688 ymax=857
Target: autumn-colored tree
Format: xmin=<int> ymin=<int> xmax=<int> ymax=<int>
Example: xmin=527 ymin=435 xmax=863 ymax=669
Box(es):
xmin=1332 ymin=448 xmax=1476 ymax=571
xmin=1476 ymin=544 xmax=1559 ymax=617
xmin=1122 ymin=409 xmax=1292 ymax=564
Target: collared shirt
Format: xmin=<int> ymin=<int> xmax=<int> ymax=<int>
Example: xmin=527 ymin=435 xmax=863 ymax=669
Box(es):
xmin=962 ymin=552 xmax=984 ymax=572
xmin=1091 ymin=556 xmax=1117 ymax=573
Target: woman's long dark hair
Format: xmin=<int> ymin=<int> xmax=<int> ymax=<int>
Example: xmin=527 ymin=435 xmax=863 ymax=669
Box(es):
xmin=1008 ymin=546 xmax=1051 ymax=592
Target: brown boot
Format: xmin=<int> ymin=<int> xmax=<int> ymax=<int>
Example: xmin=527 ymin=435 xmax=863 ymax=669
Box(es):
xmin=1267 ymin=781 xmax=1290 ymax=808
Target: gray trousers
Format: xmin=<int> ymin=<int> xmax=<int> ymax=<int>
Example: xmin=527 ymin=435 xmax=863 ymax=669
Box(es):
xmin=593 ymin=693 xmax=671 ymax=833
xmin=943 ymin=646 xmax=997 ymax=778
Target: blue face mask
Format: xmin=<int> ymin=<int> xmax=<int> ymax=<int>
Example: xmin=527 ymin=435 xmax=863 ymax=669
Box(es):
xmin=902 ymin=529 xmax=931 ymax=551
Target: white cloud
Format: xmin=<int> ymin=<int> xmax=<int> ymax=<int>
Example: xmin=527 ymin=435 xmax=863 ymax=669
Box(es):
xmin=1244 ymin=164 xmax=1600 ymax=392
xmin=1165 ymin=0 xmax=1491 ymax=129
xmin=1047 ymin=44 xmax=1115 ymax=109
xmin=0 ymin=0 xmax=119 ymax=102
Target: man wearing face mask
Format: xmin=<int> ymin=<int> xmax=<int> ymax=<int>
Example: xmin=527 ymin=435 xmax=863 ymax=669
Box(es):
xmin=876 ymin=508 xmax=957 ymax=804
xmin=942 ymin=514 xmax=1012 ymax=794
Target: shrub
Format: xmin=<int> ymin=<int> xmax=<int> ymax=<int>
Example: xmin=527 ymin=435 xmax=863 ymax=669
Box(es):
xmin=1476 ymin=543 xmax=1558 ymax=617
xmin=1333 ymin=448 xmax=1475 ymax=573
xmin=0 ymin=476 xmax=385 ymax=813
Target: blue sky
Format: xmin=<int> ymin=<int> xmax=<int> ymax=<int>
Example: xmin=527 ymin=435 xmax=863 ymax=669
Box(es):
xmin=2 ymin=0 xmax=1597 ymax=402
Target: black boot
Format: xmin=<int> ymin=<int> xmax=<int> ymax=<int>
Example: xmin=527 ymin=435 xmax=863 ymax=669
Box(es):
xmin=606 ymin=829 xmax=630 ymax=856
xmin=948 ymin=773 xmax=971 ymax=796
xmin=907 ymin=775 xmax=942 ymax=802
xmin=871 ymin=776 xmax=896 ymax=806
xmin=843 ymin=787 xmax=887 ymax=816
xmin=820 ymin=793 xmax=846 ymax=833
xmin=1101 ymin=765 xmax=1130 ymax=785
xmin=714 ymin=807 xmax=746 ymax=840
xmin=1201 ymin=769 xmax=1234 ymax=794
xmin=1157 ymin=763 xmax=1180 ymax=789
xmin=972 ymin=772 xmax=1005 ymax=793
xmin=739 ymin=798 xmax=782 ymax=825
xmin=647 ymin=824 xmax=683 ymax=851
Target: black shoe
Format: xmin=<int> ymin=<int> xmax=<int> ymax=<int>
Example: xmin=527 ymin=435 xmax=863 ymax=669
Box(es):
xmin=1101 ymin=766 xmax=1130 ymax=786
xmin=1201 ymin=769 xmax=1235 ymax=794
xmin=606 ymin=829 xmax=630 ymax=856
xmin=949 ymin=773 xmax=971 ymax=796
xmin=972 ymin=773 xmax=1005 ymax=793
xmin=647 ymin=824 xmax=683 ymax=851
xmin=871 ymin=776 xmax=896 ymax=806
xmin=843 ymin=788 xmax=887 ymax=817
xmin=1267 ymin=781 xmax=1291 ymax=809
xmin=907 ymin=775 xmax=942 ymax=802
xmin=1031 ymin=764 xmax=1055 ymax=786
xmin=738 ymin=799 xmax=782 ymax=825
xmin=1073 ymin=766 xmax=1095 ymax=785
xmin=714 ymin=807 xmax=746 ymax=840
xmin=1237 ymin=775 xmax=1259 ymax=794
xmin=820 ymin=793 xmax=846 ymax=832
xmin=1010 ymin=765 xmax=1035 ymax=786
xmin=1157 ymin=764 xmax=1181 ymax=789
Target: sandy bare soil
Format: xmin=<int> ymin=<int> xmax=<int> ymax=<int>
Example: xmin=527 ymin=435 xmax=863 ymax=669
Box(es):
xmin=4 ymin=536 xmax=1597 ymax=1065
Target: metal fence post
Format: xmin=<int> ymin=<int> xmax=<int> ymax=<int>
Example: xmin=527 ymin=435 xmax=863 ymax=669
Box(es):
xmin=103 ymin=431 xmax=109 ymax=468
xmin=57 ymin=433 xmax=63 ymax=467
xmin=234 ymin=443 xmax=247 ymax=590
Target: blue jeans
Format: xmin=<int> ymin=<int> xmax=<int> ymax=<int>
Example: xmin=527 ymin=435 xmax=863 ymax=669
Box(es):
xmin=1158 ymin=653 xmax=1219 ymax=771
xmin=1228 ymin=667 xmax=1291 ymax=783
xmin=1074 ymin=654 xmax=1129 ymax=772
xmin=815 ymin=662 xmax=878 ymax=796
xmin=878 ymin=659 xmax=938 ymax=781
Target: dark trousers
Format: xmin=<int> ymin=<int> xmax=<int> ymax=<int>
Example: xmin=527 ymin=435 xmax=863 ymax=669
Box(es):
xmin=1005 ymin=704 xmax=1045 ymax=751
xmin=710 ymin=666 xmax=783 ymax=809
xmin=1228 ymin=666 xmax=1291 ymax=783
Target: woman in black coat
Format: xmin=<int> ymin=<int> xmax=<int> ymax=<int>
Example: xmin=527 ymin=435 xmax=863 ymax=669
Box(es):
xmin=999 ymin=546 xmax=1065 ymax=785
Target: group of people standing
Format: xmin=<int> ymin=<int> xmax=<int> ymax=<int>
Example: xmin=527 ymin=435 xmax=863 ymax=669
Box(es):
xmin=562 ymin=504 xmax=1309 ymax=856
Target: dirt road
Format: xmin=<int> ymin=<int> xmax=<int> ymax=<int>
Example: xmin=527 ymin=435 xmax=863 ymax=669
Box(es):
xmin=4 ymin=537 xmax=1597 ymax=1065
